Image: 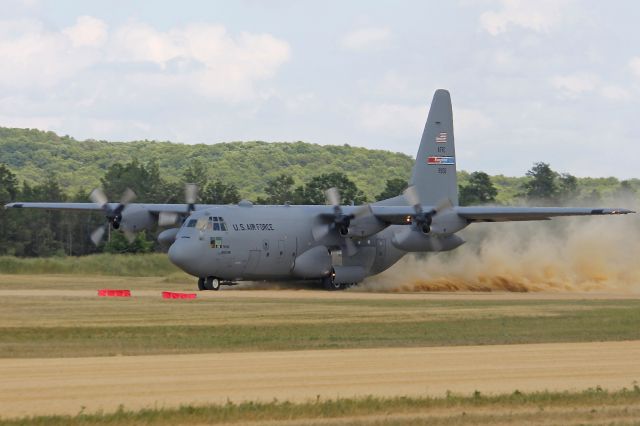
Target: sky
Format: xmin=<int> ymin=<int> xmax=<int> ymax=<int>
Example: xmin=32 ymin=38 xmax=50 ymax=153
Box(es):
xmin=1 ymin=0 xmax=639 ymax=178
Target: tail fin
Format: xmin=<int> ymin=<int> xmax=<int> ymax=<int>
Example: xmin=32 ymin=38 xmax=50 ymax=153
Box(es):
xmin=409 ymin=89 xmax=458 ymax=206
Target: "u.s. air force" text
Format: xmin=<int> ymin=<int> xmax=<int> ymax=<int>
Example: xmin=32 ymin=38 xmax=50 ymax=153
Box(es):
xmin=232 ymin=223 xmax=275 ymax=231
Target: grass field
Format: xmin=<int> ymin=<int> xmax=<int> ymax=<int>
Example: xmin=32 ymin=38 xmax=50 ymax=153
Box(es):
xmin=0 ymin=254 xmax=177 ymax=276
xmin=1 ymin=275 xmax=640 ymax=358
xmin=2 ymin=388 xmax=639 ymax=425
xmin=2 ymin=273 xmax=640 ymax=424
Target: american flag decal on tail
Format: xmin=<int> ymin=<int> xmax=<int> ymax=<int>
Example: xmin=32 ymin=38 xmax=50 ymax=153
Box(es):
xmin=427 ymin=156 xmax=455 ymax=165
xmin=435 ymin=132 xmax=447 ymax=143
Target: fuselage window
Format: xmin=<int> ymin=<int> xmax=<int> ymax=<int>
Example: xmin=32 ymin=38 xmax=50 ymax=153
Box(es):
xmin=220 ymin=223 xmax=227 ymax=231
xmin=213 ymin=223 xmax=220 ymax=231
xmin=186 ymin=219 xmax=197 ymax=228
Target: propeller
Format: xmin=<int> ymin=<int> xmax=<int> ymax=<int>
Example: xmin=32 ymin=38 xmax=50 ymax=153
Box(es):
xmin=158 ymin=183 xmax=198 ymax=227
xmin=312 ymin=187 xmax=364 ymax=256
xmin=89 ymin=188 xmax=137 ymax=245
xmin=403 ymin=186 xmax=452 ymax=234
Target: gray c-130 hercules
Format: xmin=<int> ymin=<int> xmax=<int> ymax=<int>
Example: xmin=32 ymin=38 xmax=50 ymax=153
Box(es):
xmin=4 ymin=90 xmax=635 ymax=291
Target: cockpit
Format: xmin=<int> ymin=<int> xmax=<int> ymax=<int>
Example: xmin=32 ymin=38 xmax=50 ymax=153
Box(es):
xmin=183 ymin=215 xmax=229 ymax=232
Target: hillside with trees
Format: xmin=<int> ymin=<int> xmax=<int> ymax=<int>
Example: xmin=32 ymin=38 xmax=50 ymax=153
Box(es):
xmin=0 ymin=126 xmax=637 ymax=257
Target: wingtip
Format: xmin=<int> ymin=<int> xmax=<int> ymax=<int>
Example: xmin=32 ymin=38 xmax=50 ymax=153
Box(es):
xmin=611 ymin=208 xmax=635 ymax=214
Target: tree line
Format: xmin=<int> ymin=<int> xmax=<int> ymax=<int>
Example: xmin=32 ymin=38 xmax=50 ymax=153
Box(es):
xmin=0 ymin=160 xmax=636 ymax=257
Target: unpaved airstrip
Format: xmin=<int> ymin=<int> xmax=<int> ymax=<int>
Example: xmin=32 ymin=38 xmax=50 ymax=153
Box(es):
xmin=2 ymin=341 xmax=640 ymax=418
xmin=1 ymin=275 xmax=640 ymax=421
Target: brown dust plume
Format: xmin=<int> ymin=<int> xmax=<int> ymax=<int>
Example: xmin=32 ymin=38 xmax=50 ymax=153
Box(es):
xmin=360 ymin=209 xmax=640 ymax=293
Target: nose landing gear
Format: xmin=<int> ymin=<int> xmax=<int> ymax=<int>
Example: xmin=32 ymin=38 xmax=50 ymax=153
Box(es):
xmin=198 ymin=276 xmax=220 ymax=291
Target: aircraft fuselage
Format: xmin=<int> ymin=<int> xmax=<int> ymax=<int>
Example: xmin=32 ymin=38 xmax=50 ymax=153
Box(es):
xmin=168 ymin=204 xmax=406 ymax=282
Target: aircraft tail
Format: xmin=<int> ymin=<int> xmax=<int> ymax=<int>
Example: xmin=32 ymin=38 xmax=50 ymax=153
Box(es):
xmin=375 ymin=89 xmax=458 ymax=207
xmin=409 ymin=89 xmax=458 ymax=206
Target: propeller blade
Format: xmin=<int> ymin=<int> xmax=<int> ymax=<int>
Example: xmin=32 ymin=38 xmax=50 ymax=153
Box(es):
xmin=120 ymin=188 xmax=136 ymax=205
xmin=352 ymin=204 xmax=373 ymax=219
xmin=325 ymin=187 xmax=341 ymax=206
xmin=123 ymin=230 xmax=136 ymax=244
xmin=433 ymin=198 xmax=453 ymax=214
xmin=430 ymin=235 xmax=443 ymax=252
xmin=403 ymin=186 xmax=420 ymax=209
xmin=158 ymin=212 xmax=179 ymax=227
xmin=90 ymin=225 xmax=106 ymax=246
xmin=185 ymin=183 xmax=198 ymax=206
xmin=312 ymin=223 xmax=331 ymax=241
xmin=89 ymin=188 xmax=108 ymax=208
xmin=342 ymin=238 xmax=358 ymax=257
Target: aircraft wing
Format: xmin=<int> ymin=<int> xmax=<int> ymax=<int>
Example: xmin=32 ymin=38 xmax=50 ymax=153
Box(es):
xmin=365 ymin=205 xmax=634 ymax=224
xmin=3 ymin=202 xmax=205 ymax=213
xmin=456 ymin=206 xmax=635 ymax=222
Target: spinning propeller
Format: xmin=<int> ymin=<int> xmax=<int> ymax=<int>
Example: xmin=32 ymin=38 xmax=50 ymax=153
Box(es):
xmin=402 ymin=186 xmax=452 ymax=234
xmin=157 ymin=183 xmax=198 ymax=227
xmin=89 ymin=188 xmax=137 ymax=245
xmin=312 ymin=187 xmax=371 ymax=256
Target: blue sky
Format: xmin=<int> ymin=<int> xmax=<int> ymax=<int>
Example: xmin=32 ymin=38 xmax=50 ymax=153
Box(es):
xmin=1 ymin=0 xmax=639 ymax=178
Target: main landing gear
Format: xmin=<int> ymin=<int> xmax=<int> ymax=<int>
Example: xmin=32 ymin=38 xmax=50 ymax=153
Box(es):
xmin=321 ymin=276 xmax=357 ymax=291
xmin=198 ymin=276 xmax=220 ymax=291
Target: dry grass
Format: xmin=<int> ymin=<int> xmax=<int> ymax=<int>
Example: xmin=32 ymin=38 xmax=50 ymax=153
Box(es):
xmin=1 ymin=275 xmax=640 ymax=358
xmin=2 ymin=387 xmax=639 ymax=425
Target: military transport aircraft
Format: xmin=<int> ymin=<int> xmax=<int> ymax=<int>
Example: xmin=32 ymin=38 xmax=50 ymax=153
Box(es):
xmin=4 ymin=90 xmax=634 ymax=291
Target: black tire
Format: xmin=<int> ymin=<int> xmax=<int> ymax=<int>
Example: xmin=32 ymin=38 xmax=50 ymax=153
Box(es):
xmin=205 ymin=276 xmax=220 ymax=291
xmin=197 ymin=277 xmax=206 ymax=291
xmin=322 ymin=276 xmax=343 ymax=291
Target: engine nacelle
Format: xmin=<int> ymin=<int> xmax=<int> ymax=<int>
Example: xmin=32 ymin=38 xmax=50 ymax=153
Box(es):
xmin=345 ymin=215 xmax=387 ymax=238
xmin=119 ymin=205 xmax=155 ymax=233
xmin=428 ymin=211 xmax=468 ymax=235
xmin=158 ymin=228 xmax=180 ymax=247
xmin=292 ymin=246 xmax=332 ymax=278
xmin=391 ymin=227 xmax=465 ymax=252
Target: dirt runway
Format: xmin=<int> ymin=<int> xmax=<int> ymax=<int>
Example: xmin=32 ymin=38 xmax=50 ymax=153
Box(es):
xmin=2 ymin=340 xmax=640 ymax=418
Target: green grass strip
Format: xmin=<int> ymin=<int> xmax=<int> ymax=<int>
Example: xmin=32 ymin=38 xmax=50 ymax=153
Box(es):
xmin=0 ymin=254 xmax=177 ymax=276
xmin=2 ymin=386 xmax=639 ymax=425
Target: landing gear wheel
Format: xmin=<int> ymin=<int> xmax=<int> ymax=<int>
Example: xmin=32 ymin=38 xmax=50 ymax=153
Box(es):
xmin=197 ymin=277 xmax=205 ymax=291
xmin=322 ymin=276 xmax=343 ymax=291
xmin=205 ymin=276 xmax=220 ymax=291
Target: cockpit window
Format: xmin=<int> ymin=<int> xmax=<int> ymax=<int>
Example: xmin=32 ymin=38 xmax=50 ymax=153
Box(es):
xmin=196 ymin=218 xmax=208 ymax=230
xmin=192 ymin=216 xmax=228 ymax=232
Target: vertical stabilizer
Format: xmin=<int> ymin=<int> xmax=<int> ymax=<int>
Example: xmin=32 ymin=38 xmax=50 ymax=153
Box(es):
xmin=409 ymin=89 xmax=458 ymax=206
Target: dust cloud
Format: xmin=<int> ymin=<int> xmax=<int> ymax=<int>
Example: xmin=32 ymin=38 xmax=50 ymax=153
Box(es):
xmin=361 ymin=202 xmax=640 ymax=293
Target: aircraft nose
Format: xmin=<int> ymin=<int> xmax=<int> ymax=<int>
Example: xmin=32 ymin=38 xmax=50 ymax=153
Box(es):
xmin=168 ymin=239 xmax=190 ymax=270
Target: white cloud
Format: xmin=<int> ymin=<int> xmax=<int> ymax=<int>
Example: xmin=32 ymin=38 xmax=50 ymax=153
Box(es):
xmin=0 ymin=19 xmax=96 ymax=89
xmin=109 ymin=22 xmax=290 ymax=100
xmin=629 ymin=57 xmax=640 ymax=78
xmin=455 ymin=107 xmax=493 ymax=132
xmin=551 ymin=73 xmax=632 ymax=101
xmin=551 ymin=73 xmax=599 ymax=96
xmin=341 ymin=27 xmax=391 ymax=51
xmin=480 ymin=0 xmax=574 ymax=36
xmin=356 ymin=102 xmax=424 ymax=136
xmin=0 ymin=17 xmax=290 ymax=101
xmin=62 ymin=16 xmax=107 ymax=47
xmin=600 ymin=85 xmax=631 ymax=101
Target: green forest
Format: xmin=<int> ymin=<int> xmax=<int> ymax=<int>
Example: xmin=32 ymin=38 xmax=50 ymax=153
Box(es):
xmin=1 ymin=126 xmax=638 ymax=257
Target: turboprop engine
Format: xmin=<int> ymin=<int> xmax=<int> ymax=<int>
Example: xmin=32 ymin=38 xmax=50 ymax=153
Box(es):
xmin=157 ymin=227 xmax=180 ymax=247
xmin=291 ymin=246 xmax=332 ymax=278
xmin=118 ymin=205 xmax=155 ymax=234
